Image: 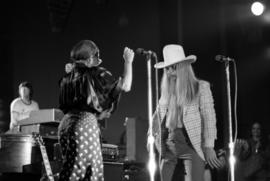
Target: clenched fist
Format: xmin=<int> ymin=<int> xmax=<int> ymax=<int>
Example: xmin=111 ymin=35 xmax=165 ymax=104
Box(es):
xmin=123 ymin=47 xmax=134 ymax=63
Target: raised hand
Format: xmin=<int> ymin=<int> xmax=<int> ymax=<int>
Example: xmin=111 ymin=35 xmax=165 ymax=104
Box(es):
xmin=123 ymin=47 xmax=134 ymax=63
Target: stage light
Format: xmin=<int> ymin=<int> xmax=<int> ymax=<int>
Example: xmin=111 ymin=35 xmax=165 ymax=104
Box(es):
xmin=147 ymin=135 xmax=156 ymax=181
xmin=229 ymin=154 xmax=236 ymax=166
xmin=251 ymin=1 xmax=265 ymax=16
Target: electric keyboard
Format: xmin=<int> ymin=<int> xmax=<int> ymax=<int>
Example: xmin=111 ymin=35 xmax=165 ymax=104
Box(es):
xmin=19 ymin=109 xmax=64 ymax=126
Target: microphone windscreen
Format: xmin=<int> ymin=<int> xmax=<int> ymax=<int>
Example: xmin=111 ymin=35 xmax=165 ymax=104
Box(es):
xmin=215 ymin=55 xmax=222 ymax=61
xmin=136 ymin=48 xmax=144 ymax=54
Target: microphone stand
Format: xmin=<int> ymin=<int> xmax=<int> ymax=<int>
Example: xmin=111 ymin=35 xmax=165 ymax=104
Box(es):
xmin=224 ymin=60 xmax=235 ymax=181
xmin=145 ymin=53 xmax=156 ymax=181
xmin=153 ymin=53 xmax=159 ymax=106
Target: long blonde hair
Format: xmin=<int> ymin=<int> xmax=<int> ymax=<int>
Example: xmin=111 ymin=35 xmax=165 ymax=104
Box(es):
xmin=161 ymin=62 xmax=199 ymax=129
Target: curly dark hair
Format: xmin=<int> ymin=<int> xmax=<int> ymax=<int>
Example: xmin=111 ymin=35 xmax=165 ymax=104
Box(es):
xmin=70 ymin=40 xmax=99 ymax=61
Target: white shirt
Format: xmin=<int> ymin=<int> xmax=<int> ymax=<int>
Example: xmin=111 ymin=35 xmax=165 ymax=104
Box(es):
xmin=10 ymin=97 xmax=39 ymax=131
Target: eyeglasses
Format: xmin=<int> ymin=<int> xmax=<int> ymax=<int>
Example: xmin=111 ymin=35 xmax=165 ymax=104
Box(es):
xmin=165 ymin=64 xmax=177 ymax=71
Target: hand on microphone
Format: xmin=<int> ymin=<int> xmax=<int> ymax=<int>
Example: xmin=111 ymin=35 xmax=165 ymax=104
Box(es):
xmin=123 ymin=47 xmax=134 ymax=63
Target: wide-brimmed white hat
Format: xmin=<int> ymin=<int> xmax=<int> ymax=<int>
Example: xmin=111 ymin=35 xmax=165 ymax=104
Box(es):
xmin=154 ymin=44 xmax=196 ymax=69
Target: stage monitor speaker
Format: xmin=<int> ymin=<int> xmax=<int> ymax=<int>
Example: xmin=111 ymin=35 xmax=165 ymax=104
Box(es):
xmin=126 ymin=117 xmax=148 ymax=163
xmin=26 ymin=161 xmax=125 ymax=181
xmin=0 ymin=173 xmax=40 ymax=181
xmin=23 ymin=161 xmax=153 ymax=181
xmin=104 ymin=162 xmax=124 ymax=181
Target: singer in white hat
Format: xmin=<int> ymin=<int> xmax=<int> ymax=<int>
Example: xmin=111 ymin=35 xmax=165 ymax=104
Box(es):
xmin=152 ymin=44 xmax=222 ymax=181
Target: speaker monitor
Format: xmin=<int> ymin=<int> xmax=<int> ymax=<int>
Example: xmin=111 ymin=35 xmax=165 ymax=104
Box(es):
xmin=104 ymin=162 xmax=124 ymax=180
xmin=23 ymin=161 xmax=125 ymax=181
xmin=126 ymin=117 xmax=148 ymax=163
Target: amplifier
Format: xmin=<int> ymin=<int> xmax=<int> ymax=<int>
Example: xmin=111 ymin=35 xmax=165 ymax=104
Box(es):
xmin=0 ymin=134 xmax=58 ymax=173
xmin=102 ymin=143 xmax=119 ymax=162
xmin=126 ymin=117 xmax=148 ymax=163
xmin=53 ymin=143 xmax=119 ymax=162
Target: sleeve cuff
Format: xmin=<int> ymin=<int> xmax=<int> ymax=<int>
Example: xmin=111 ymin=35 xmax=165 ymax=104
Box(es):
xmin=204 ymin=139 xmax=215 ymax=148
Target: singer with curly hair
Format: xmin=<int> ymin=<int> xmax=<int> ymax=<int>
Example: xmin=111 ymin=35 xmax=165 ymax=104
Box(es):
xmin=58 ymin=40 xmax=134 ymax=181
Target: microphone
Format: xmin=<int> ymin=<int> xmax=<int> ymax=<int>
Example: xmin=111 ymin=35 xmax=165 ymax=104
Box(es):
xmin=215 ymin=55 xmax=234 ymax=62
xmin=136 ymin=48 xmax=155 ymax=56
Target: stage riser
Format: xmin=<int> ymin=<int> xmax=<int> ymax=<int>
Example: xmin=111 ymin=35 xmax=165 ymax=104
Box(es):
xmin=0 ymin=162 xmax=150 ymax=181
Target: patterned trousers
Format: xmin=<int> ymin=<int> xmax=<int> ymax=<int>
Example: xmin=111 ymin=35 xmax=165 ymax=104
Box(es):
xmin=58 ymin=112 xmax=104 ymax=181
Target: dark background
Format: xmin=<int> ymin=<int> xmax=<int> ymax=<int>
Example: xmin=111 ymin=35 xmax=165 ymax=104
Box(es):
xmin=0 ymin=0 xmax=269 ymax=147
